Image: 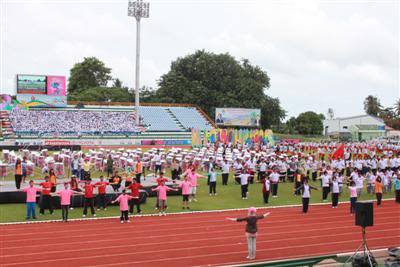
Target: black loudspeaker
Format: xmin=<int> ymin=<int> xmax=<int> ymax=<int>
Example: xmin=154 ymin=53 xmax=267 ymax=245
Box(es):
xmin=355 ymin=202 xmax=373 ymax=228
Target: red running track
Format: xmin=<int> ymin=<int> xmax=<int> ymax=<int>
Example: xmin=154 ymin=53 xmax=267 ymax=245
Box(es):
xmin=0 ymin=201 xmax=399 ymax=267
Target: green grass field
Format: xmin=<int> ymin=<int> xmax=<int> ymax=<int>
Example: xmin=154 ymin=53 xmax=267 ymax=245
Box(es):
xmin=0 ymin=173 xmax=394 ymax=223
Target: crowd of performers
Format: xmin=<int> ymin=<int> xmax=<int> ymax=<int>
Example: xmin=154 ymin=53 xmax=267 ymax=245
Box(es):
xmin=13 ymin=140 xmax=400 ymax=223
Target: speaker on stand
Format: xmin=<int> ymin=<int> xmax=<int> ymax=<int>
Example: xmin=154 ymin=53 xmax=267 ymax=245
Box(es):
xmin=345 ymin=201 xmax=377 ymax=267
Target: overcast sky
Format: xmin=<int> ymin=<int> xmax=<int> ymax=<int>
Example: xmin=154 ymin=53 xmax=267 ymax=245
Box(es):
xmin=0 ymin=0 xmax=399 ymax=118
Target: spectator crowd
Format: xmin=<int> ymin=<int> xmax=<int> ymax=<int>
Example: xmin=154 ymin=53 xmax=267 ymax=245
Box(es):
xmin=10 ymin=110 xmax=139 ymax=136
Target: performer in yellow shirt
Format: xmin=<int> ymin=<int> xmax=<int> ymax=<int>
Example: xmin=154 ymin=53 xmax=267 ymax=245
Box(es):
xmin=83 ymin=158 xmax=91 ymax=180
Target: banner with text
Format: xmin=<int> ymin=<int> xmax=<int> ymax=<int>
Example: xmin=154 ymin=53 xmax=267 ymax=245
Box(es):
xmin=215 ymin=108 xmax=261 ymax=127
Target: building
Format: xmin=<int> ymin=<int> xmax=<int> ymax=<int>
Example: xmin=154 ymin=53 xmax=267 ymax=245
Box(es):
xmin=386 ymin=125 xmax=400 ymax=139
xmin=323 ymin=115 xmax=386 ymax=141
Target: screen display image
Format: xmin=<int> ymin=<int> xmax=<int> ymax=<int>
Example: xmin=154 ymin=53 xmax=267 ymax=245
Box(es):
xmin=47 ymin=76 xmax=66 ymax=96
xmin=17 ymin=75 xmax=47 ymax=94
xmin=215 ymin=108 xmax=261 ymax=127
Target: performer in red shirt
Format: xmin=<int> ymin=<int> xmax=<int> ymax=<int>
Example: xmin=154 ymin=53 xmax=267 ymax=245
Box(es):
xmin=37 ymin=176 xmax=54 ymax=215
xmin=82 ymin=178 xmax=96 ymax=217
xmin=156 ymin=172 xmax=169 ymax=185
xmin=95 ymin=176 xmax=109 ymax=210
xmin=127 ymin=179 xmax=143 ymax=214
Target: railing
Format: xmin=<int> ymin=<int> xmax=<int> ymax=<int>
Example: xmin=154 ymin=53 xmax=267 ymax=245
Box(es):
xmin=237 ymin=254 xmax=337 ymax=267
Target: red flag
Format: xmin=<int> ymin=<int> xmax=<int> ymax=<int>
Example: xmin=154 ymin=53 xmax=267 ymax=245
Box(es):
xmin=332 ymin=144 xmax=345 ymax=160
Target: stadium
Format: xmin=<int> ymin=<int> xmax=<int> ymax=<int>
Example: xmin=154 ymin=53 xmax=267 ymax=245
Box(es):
xmin=0 ymin=1 xmax=399 ymax=267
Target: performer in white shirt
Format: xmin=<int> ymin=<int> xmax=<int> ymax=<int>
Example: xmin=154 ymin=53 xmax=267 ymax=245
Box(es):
xmin=269 ymin=169 xmax=280 ymax=198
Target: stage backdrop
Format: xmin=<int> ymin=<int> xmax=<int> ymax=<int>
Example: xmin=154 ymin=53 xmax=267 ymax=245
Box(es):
xmin=215 ymin=108 xmax=261 ymax=127
xmin=16 ymin=75 xmax=47 ymax=94
xmin=16 ymin=94 xmax=67 ymax=108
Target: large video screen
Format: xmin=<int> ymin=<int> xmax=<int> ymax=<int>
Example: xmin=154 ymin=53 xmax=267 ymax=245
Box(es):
xmin=17 ymin=75 xmax=47 ymax=94
xmin=215 ymin=108 xmax=261 ymax=127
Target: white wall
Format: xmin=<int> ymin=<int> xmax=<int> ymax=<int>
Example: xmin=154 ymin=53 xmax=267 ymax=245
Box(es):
xmin=323 ymin=115 xmax=385 ymax=135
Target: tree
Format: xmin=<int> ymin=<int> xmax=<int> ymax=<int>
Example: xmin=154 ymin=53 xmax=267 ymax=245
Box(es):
xmin=139 ymin=86 xmax=159 ymax=103
xmin=68 ymin=87 xmax=133 ymax=102
xmin=363 ymin=95 xmax=382 ymax=116
xmin=68 ymin=57 xmax=112 ymax=93
xmin=379 ymin=107 xmax=395 ymax=119
xmin=155 ymin=50 xmax=285 ymax=128
xmin=295 ymin=111 xmax=323 ymax=135
xmin=394 ymin=99 xmax=400 ymax=117
xmin=261 ymin=96 xmax=286 ymax=129
xmin=113 ymin=78 xmax=123 ymax=88
xmin=283 ymin=116 xmax=297 ymax=134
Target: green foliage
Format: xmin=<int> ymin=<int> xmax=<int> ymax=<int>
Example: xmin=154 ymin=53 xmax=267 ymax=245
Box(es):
xmin=154 ymin=50 xmax=285 ymax=128
xmin=363 ymin=95 xmax=400 ymax=130
xmin=68 ymin=57 xmax=112 ymax=93
xmin=113 ymin=78 xmax=123 ymax=88
xmin=139 ymin=86 xmax=159 ymax=103
xmin=395 ymin=99 xmax=400 ymax=117
xmin=283 ymin=116 xmax=297 ymax=134
xmin=261 ymin=96 xmax=286 ymax=129
xmin=363 ymin=95 xmax=382 ymax=116
xmin=69 ymin=87 xmax=133 ymax=102
xmin=295 ymin=111 xmax=323 ymax=135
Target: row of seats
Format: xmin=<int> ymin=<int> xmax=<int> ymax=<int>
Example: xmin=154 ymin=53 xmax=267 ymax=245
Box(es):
xmin=138 ymin=107 xmax=182 ymax=131
xmin=138 ymin=106 xmax=212 ymax=131
xmin=168 ymin=107 xmax=213 ymax=130
xmin=8 ymin=106 xmax=213 ymax=136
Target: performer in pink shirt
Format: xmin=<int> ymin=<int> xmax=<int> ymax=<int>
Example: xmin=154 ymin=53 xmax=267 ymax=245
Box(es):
xmin=179 ymin=177 xmax=194 ymax=209
xmin=54 ymin=183 xmax=83 ymax=222
xmin=348 ymin=181 xmax=358 ymax=214
xmin=112 ymin=189 xmax=134 ymax=223
xmin=22 ymin=180 xmax=41 ymax=220
xmin=185 ymin=166 xmax=206 ymax=202
xmin=152 ymin=181 xmax=178 ymax=216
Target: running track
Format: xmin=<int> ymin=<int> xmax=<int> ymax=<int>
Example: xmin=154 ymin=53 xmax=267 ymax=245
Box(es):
xmin=0 ymin=201 xmax=399 ymax=267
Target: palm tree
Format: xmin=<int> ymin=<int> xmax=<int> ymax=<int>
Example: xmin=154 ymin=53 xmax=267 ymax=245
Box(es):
xmin=394 ymin=98 xmax=400 ymax=117
xmin=363 ymin=95 xmax=382 ymax=116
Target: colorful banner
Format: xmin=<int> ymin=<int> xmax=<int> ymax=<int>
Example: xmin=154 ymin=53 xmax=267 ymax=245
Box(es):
xmin=215 ymin=108 xmax=261 ymax=127
xmin=47 ymin=76 xmax=66 ymax=96
xmin=191 ymin=129 xmax=202 ymax=146
xmin=16 ymin=94 xmax=67 ymax=108
xmin=0 ymin=95 xmax=28 ymax=111
xmin=202 ymin=128 xmax=274 ymax=145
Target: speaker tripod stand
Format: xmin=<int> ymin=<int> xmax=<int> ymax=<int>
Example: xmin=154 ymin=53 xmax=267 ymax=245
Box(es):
xmin=345 ymin=227 xmax=376 ymax=266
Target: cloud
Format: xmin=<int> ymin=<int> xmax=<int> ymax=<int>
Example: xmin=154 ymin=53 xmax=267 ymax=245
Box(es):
xmin=1 ymin=0 xmax=398 ymax=119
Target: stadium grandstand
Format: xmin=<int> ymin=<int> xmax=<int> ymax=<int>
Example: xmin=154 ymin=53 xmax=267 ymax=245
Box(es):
xmin=2 ymin=103 xmax=214 ymax=139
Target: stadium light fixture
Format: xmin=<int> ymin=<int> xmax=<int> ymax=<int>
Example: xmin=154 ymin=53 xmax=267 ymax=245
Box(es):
xmin=128 ymin=0 xmax=150 ymax=126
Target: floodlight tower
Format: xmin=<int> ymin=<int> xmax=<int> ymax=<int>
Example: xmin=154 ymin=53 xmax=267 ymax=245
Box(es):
xmin=128 ymin=0 xmax=149 ymax=125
